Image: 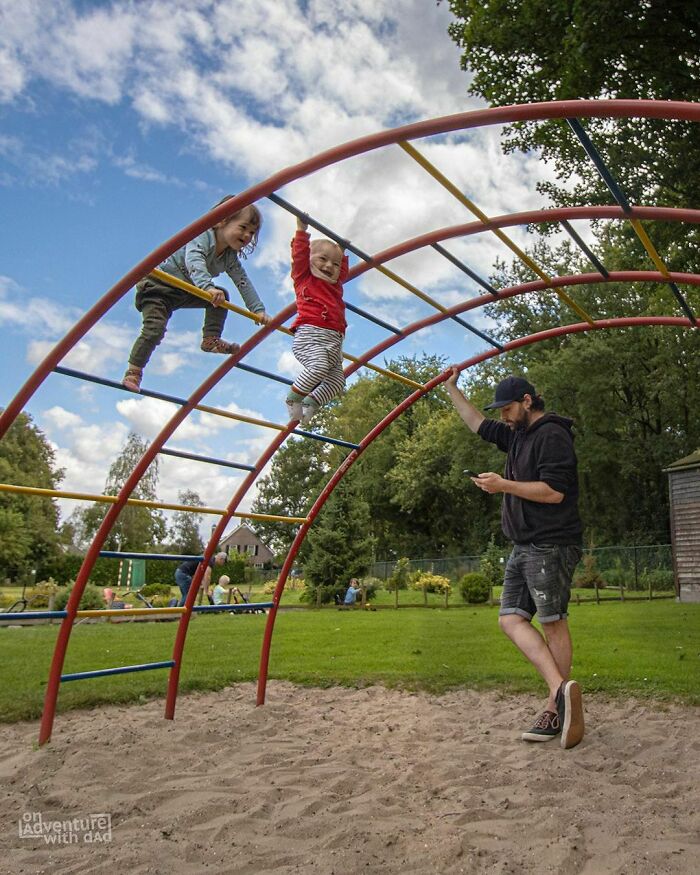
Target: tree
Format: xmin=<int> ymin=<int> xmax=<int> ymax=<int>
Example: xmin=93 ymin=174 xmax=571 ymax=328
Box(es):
xmin=445 ymin=0 xmax=700 ymax=233
xmin=73 ymin=432 xmax=166 ymax=552
xmin=0 ymin=411 xmax=64 ymax=580
xmin=168 ymin=490 xmax=205 ymax=554
xmin=303 ymin=478 xmax=376 ymax=603
xmin=251 ymin=426 xmax=330 ymax=558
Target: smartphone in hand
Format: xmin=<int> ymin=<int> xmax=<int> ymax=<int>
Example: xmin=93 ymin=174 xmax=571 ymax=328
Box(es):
xmin=463 ymin=468 xmax=479 ymax=478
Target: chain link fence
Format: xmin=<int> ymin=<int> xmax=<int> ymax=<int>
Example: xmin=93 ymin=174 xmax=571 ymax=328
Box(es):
xmin=368 ymin=544 xmax=675 ymax=601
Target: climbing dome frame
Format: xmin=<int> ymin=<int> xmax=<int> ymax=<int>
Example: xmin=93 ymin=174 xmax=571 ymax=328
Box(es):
xmin=1 ymin=99 xmax=698 ymax=745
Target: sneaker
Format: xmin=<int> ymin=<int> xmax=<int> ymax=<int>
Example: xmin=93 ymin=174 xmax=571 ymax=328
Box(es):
xmin=521 ymin=710 xmax=561 ymax=742
xmin=201 ymin=336 xmax=240 ymax=354
xmin=300 ymin=400 xmax=320 ymax=427
xmin=556 ymin=680 xmax=584 ymax=749
xmin=286 ymin=400 xmax=303 ymax=421
xmin=122 ymin=367 xmax=143 ymax=392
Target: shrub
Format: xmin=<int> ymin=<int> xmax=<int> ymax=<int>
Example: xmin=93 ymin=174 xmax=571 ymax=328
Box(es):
xmin=479 ymin=536 xmax=505 ymax=589
xmin=27 ymin=579 xmax=60 ymax=609
xmin=141 ymin=583 xmax=173 ymax=599
xmin=410 ymin=572 xmax=451 ymax=594
xmin=574 ymin=552 xmax=606 ymax=589
xmin=459 ymin=572 xmax=490 ymax=604
xmin=639 ymin=569 xmax=675 ymax=592
xmin=54 ymin=583 xmax=105 ymax=611
xmin=359 ymin=577 xmax=381 ymax=599
xmin=148 ymin=594 xmax=174 ymax=607
xmin=387 ymin=557 xmax=411 ymax=591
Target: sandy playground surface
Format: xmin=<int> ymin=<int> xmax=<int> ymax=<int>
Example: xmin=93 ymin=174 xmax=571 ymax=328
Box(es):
xmin=1 ymin=682 xmax=699 ymax=874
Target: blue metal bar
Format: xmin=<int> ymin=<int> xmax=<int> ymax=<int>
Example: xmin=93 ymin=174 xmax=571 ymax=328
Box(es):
xmin=54 ymin=365 xmax=192 ymax=405
xmin=61 ymin=661 xmax=176 ymax=682
xmin=566 ymin=118 xmax=632 ymax=212
xmin=566 ymin=118 xmax=696 ymax=324
xmin=666 ymin=282 xmax=697 ymax=324
xmin=53 ymin=366 xmax=356 ymax=449
xmin=233 ymin=361 xmax=294 ymax=386
xmin=448 ymin=314 xmax=504 ymax=351
xmin=159 ymin=446 xmax=255 ymax=472
xmin=431 ymin=242 xmax=500 ymax=296
xmin=344 ymin=301 xmax=402 ymax=335
xmin=0 ymin=610 xmax=68 ymax=620
xmin=291 ymin=428 xmax=360 ymax=450
xmin=267 ymin=192 xmax=359 ymax=257
xmin=560 ymin=220 xmax=610 ymax=278
xmin=193 ymin=602 xmax=273 ymax=613
xmin=98 ymin=551 xmax=204 ymax=561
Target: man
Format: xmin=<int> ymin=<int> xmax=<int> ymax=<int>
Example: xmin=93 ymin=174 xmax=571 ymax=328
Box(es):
xmin=175 ymin=551 xmax=227 ymax=607
xmin=446 ymin=370 xmax=585 ymax=749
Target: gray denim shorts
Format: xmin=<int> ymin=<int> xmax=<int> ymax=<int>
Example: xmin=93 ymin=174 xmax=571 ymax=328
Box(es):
xmin=500 ymin=543 xmax=583 ymax=623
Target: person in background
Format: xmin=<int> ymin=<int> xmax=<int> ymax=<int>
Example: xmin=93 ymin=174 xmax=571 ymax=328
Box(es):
xmin=175 ymin=552 xmax=227 ymax=607
xmin=343 ymin=578 xmax=362 ymax=607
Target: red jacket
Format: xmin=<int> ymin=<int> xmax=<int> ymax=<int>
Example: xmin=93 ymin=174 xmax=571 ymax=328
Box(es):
xmin=290 ymin=231 xmax=348 ymax=334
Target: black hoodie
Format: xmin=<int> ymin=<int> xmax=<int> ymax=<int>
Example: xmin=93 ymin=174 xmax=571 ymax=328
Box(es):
xmin=477 ymin=413 xmax=583 ymax=545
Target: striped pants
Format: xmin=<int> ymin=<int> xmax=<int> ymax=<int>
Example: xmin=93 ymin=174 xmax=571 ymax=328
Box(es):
xmin=292 ymin=325 xmax=346 ymax=407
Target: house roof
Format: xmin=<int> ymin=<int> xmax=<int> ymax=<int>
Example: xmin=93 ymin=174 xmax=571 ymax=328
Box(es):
xmin=219 ymin=522 xmax=271 ymax=547
xmin=664 ymin=448 xmax=700 ymax=472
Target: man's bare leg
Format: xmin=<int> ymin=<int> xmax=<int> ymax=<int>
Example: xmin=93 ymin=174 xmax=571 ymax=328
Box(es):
xmin=498 ymin=614 xmax=567 ymax=711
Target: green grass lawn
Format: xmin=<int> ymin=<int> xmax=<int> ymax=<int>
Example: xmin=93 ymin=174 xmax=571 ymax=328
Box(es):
xmin=1 ymin=600 xmax=698 ymax=723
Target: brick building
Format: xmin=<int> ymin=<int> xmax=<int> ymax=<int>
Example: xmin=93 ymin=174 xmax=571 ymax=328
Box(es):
xmin=218 ymin=523 xmax=274 ymax=568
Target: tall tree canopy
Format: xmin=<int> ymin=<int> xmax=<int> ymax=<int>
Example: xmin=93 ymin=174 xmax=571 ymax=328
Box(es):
xmin=168 ymin=489 xmax=205 ymax=555
xmin=445 ymin=0 xmax=700 ymax=259
xmin=0 ymin=411 xmax=64 ymax=579
xmin=72 ymin=432 xmax=166 ymax=552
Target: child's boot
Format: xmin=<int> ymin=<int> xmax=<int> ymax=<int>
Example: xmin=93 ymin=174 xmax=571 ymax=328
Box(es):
xmin=285 ymin=390 xmax=305 ymax=422
xmin=122 ymin=366 xmax=143 ymax=392
xmin=201 ymin=336 xmax=240 ymax=354
xmin=300 ymin=398 xmax=321 ymax=427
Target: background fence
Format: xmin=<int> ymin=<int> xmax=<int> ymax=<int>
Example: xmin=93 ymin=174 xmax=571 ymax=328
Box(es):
xmin=369 ymin=544 xmax=674 ymax=591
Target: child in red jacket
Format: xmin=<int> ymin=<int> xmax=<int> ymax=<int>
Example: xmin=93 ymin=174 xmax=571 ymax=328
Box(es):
xmin=286 ymin=217 xmax=349 ymax=426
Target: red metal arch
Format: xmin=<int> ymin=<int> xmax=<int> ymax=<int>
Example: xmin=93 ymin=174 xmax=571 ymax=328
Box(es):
xmin=257 ymin=314 xmax=696 ymax=704
xmin=3 ymin=100 xmax=700 ymax=438
xmin=0 ymin=99 xmax=696 ymax=743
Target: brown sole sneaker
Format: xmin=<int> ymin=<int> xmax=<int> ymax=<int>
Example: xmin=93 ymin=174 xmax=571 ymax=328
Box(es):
xmin=560 ymin=680 xmax=584 ymax=749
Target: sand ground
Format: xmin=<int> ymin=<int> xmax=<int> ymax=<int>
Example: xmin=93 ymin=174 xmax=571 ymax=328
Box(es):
xmin=1 ymin=682 xmax=699 ymax=874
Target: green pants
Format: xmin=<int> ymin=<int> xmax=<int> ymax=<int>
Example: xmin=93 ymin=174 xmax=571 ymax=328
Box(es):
xmin=128 ymin=278 xmax=229 ymax=368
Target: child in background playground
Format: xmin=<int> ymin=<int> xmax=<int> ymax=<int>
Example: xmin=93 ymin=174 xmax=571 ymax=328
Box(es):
xmin=122 ymin=196 xmax=270 ymax=392
xmin=212 ymin=574 xmax=231 ymax=606
xmin=286 ymin=216 xmax=349 ymax=426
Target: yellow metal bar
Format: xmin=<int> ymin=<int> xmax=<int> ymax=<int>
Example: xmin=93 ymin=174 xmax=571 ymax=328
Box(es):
xmin=398 ymin=140 xmax=595 ymax=327
xmin=629 ymin=219 xmax=671 ymax=277
xmin=0 ymin=484 xmax=307 ymax=524
xmin=342 ymin=353 xmax=422 ymax=389
xmin=76 ymin=607 xmax=186 ymax=618
xmin=238 ymin=511 xmax=308 ymax=524
xmin=376 ymin=264 xmax=451 ymax=313
xmin=150 ymin=268 xmax=276 ymax=327
xmin=150 ymin=269 xmax=415 ymax=388
xmin=195 ymin=403 xmax=287 ymax=432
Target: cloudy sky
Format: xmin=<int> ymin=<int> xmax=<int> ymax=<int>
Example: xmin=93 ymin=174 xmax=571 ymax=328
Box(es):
xmin=0 ymin=0 xmax=568 ymax=537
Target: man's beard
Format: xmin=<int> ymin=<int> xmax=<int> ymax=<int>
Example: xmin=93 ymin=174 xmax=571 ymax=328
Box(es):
xmin=506 ymin=407 xmax=532 ymax=431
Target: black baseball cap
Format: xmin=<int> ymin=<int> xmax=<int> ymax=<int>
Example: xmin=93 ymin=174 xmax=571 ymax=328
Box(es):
xmin=484 ymin=376 xmax=537 ymax=410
